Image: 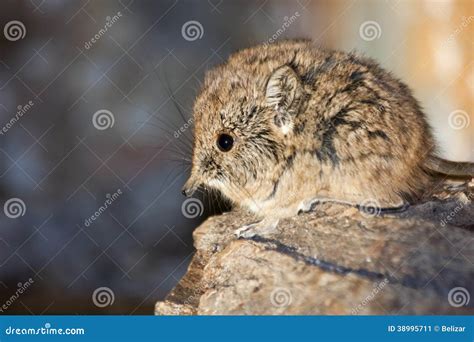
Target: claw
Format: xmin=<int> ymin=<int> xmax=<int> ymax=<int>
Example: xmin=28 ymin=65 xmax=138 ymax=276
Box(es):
xmin=234 ymin=219 xmax=279 ymax=239
xmin=297 ymin=198 xmax=321 ymax=214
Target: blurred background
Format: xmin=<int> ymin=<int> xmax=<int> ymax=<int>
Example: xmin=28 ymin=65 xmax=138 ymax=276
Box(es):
xmin=0 ymin=0 xmax=472 ymax=314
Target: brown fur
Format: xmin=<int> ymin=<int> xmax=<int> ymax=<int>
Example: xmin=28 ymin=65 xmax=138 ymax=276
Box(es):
xmin=184 ymin=39 xmax=437 ymax=219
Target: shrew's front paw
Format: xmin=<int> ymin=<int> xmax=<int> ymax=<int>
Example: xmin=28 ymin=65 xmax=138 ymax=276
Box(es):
xmin=234 ymin=219 xmax=279 ymax=239
xmin=297 ymin=198 xmax=321 ymax=214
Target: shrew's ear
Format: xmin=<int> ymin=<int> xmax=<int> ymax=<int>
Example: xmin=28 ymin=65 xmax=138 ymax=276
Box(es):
xmin=265 ymin=65 xmax=302 ymax=134
xmin=265 ymin=65 xmax=301 ymax=109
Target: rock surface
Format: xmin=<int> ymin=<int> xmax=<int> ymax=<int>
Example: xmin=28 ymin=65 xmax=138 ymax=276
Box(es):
xmin=156 ymin=180 xmax=474 ymax=315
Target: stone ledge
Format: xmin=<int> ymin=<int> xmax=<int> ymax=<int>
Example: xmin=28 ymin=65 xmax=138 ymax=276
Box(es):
xmin=156 ymin=180 xmax=474 ymax=315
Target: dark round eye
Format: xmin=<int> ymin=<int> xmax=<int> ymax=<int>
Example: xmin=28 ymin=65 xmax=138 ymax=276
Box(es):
xmin=216 ymin=133 xmax=234 ymax=152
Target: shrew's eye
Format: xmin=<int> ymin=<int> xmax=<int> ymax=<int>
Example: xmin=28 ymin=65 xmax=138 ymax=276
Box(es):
xmin=216 ymin=133 xmax=234 ymax=152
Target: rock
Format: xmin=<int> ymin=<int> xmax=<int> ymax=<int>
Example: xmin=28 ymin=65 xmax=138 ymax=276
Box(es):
xmin=155 ymin=180 xmax=474 ymax=315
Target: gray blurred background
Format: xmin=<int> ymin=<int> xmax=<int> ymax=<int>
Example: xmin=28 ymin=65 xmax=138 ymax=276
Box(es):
xmin=0 ymin=0 xmax=472 ymax=314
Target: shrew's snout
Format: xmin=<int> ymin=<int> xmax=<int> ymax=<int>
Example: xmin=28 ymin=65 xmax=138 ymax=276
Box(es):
xmin=181 ymin=187 xmax=195 ymax=197
xmin=182 ymin=175 xmax=200 ymax=197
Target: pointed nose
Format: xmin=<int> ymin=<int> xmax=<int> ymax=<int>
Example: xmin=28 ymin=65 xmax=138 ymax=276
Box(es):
xmin=181 ymin=187 xmax=194 ymax=197
xmin=181 ymin=181 xmax=197 ymax=197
